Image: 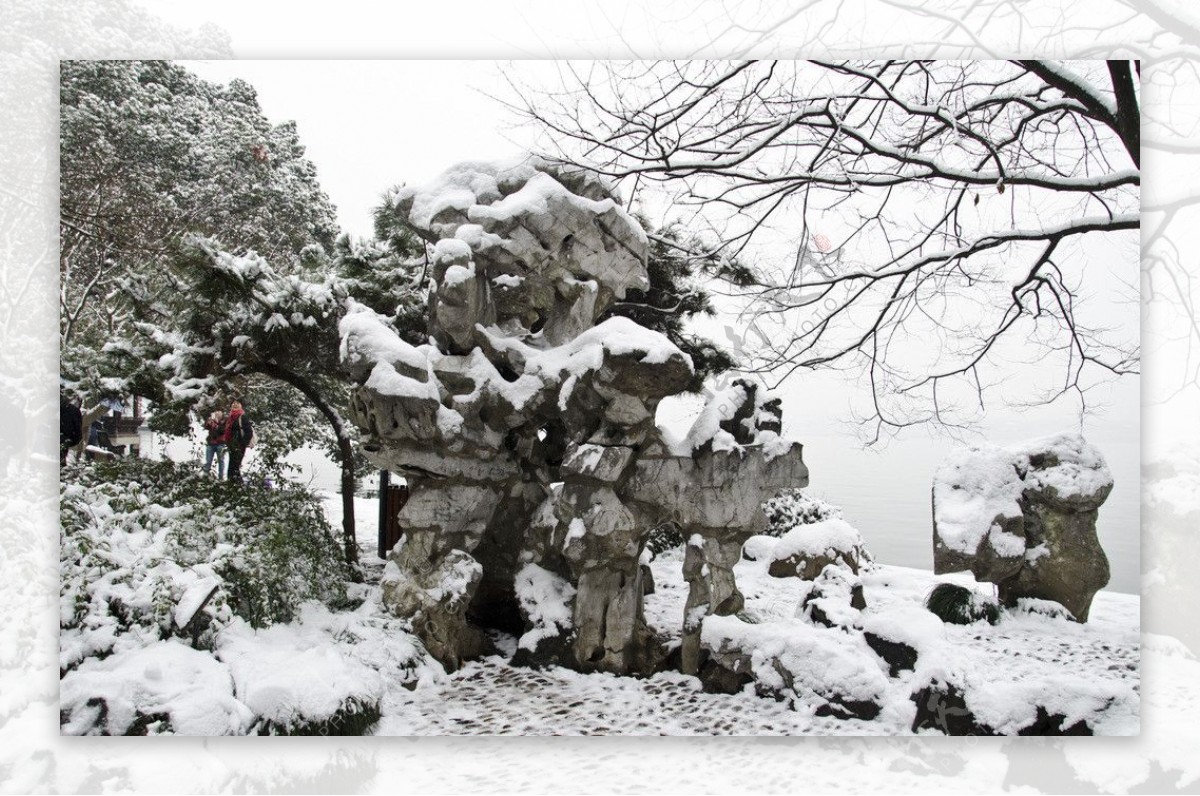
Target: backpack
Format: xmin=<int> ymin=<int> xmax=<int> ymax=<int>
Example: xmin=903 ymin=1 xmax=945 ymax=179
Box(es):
xmin=234 ymin=414 xmax=255 ymax=448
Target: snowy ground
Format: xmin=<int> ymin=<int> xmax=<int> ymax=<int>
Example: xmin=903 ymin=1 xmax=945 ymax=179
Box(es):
xmin=320 ymin=492 xmax=1140 ymax=737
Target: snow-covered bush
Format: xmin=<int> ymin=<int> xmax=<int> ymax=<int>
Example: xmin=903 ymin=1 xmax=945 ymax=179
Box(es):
xmin=924 ymin=583 xmax=1001 ymax=626
xmin=60 ymin=458 xmax=349 ymax=673
xmin=761 ymin=489 xmax=844 ymax=538
xmin=216 ymin=603 xmax=397 ymax=736
xmin=648 ymin=490 xmax=844 ymax=557
xmin=59 ymin=640 xmax=255 ymax=735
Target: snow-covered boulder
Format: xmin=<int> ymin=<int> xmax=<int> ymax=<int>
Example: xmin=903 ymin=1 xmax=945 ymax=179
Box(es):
xmin=510 ymin=562 xmax=578 ymax=668
xmin=381 ymin=545 xmax=490 ymax=672
xmin=392 ymin=157 xmax=650 ymax=340
xmin=861 ymin=603 xmax=946 ymax=677
xmin=933 ymin=433 xmax=1113 ymax=621
xmin=910 ymin=659 xmax=1135 ymax=736
xmin=765 ymin=517 xmax=871 ymax=580
xmin=344 ymin=157 xmax=808 ymax=678
xmin=60 ymin=640 xmax=254 ymax=735
xmin=796 ymin=563 xmax=867 ymax=629
xmin=701 ymin=615 xmax=888 ymax=720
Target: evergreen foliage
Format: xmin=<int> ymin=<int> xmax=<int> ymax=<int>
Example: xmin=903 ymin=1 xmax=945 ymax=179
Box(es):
xmin=60 ymin=60 xmax=338 ymax=350
xmin=599 ymin=218 xmax=747 ymax=391
xmin=925 ymin=583 xmax=1002 ymax=626
xmin=761 ymin=489 xmax=845 ymax=538
xmin=112 ymin=236 xmax=412 ymax=568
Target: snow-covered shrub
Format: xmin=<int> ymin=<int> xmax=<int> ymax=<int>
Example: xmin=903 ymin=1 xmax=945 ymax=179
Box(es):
xmin=646 ymin=521 xmax=685 ymax=557
xmin=761 ymin=489 xmax=845 ymax=538
xmin=216 ymin=603 xmax=394 ymax=736
xmin=258 ymin=696 xmax=380 ymax=736
xmin=924 ymin=583 xmax=1001 ymax=626
xmin=60 ymin=459 xmax=349 ymax=673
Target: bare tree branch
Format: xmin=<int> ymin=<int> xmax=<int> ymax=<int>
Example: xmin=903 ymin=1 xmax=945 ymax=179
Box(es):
xmin=509 ymin=59 xmax=1139 ymax=436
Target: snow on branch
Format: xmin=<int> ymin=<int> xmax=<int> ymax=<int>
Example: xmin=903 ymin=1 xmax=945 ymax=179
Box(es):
xmin=512 ymin=59 xmax=1140 ymax=437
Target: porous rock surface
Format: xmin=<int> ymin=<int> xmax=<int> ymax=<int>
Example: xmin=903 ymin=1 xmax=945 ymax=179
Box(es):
xmin=932 ymin=434 xmax=1113 ymax=622
xmin=341 ymin=157 xmax=808 ymax=674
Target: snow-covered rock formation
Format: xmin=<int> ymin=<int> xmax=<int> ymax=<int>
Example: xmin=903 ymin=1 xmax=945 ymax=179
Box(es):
xmin=932 ymin=434 xmax=1113 ymax=621
xmin=341 ymin=158 xmax=809 ymax=674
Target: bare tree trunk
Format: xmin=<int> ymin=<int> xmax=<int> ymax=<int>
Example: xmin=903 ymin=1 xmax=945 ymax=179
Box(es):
xmin=257 ymin=362 xmax=361 ymax=575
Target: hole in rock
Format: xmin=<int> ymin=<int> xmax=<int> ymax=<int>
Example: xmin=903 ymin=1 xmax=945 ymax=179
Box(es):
xmin=466 ymin=581 xmax=524 ymax=637
xmin=464 ymin=502 xmax=538 ymax=640
xmin=494 ymin=362 xmax=520 ymax=383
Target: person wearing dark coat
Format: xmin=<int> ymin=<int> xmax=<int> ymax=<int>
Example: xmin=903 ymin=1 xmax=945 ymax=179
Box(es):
xmin=224 ymin=399 xmax=253 ymax=483
xmin=203 ymin=409 xmax=227 ymax=478
xmin=60 ymin=394 xmax=82 ymax=465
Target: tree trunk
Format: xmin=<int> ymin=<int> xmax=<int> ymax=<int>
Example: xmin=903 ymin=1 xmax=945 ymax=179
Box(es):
xmin=256 ymin=362 xmax=361 ymax=574
xmin=336 ymin=431 xmax=359 ymax=570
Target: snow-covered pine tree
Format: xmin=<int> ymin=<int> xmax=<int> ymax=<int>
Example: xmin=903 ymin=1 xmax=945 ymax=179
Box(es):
xmin=598 ymin=217 xmax=749 ymax=391
xmin=60 ymin=60 xmax=339 ymax=350
xmin=113 ymin=235 xmax=427 ymax=572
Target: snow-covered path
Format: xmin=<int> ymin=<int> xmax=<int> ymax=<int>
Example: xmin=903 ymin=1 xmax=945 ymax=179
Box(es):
xmin=326 ymin=491 xmax=1139 ymax=737
xmin=375 ymin=644 xmax=890 ymax=736
xmin=330 ymin=493 xmax=860 ymax=735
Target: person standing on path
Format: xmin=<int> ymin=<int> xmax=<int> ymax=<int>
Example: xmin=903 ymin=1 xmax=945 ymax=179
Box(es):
xmin=202 ymin=409 xmax=227 ymax=478
xmin=224 ymin=399 xmax=253 ymax=484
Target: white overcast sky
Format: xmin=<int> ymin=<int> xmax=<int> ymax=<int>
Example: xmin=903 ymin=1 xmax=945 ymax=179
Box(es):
xmin=182 ymin=60 xmax=561 ymax=239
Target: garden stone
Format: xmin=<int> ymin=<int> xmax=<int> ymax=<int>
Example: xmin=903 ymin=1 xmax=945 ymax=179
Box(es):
xmin=933 ymin=434 xmax=1112 ymax=622
xmin=342 ymin=157 xmax=808 ymax=674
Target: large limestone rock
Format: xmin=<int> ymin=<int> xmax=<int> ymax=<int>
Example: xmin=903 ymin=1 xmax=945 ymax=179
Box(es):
xmin=340 ymin=157 xmax=809 ymax=675
xmin=932 ymin=434 xmax=1113 ymax=621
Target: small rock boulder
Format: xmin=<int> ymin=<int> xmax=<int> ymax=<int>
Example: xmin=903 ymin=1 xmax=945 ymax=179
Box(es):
xmin=797 ymin=564 xmax=866 ymax=629
xmin=767 ymin=518 xmax=870 ymax=580
xmin=911 ymin=682 xmax=1093 ymax=736
xmin=700 ymin=614 xmax=887 ymax=720
xmin=861 ymin=604 xmax=945 ymax=677
xmin=933 ymin=434 xmax=1113 ymax=622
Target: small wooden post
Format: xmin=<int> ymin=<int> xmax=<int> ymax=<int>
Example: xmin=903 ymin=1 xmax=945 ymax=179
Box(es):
xmin=377 ymin=469 xmax=389 ymax=561
xmin=377 ymin=471 xmax=411 ymax=560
